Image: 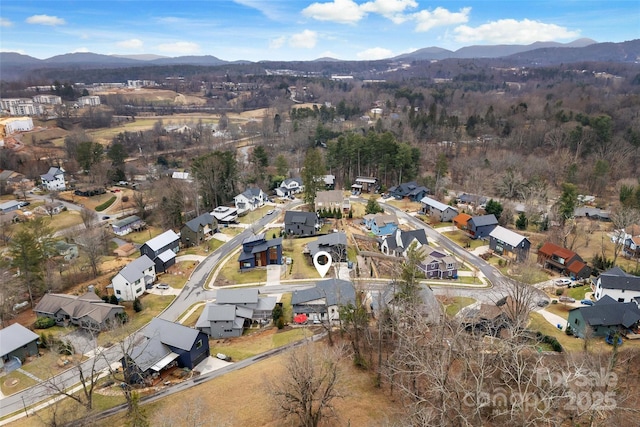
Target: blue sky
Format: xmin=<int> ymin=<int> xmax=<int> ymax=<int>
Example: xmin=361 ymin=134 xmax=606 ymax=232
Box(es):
xmin=0 ymin=1 xmax=638 ymax=61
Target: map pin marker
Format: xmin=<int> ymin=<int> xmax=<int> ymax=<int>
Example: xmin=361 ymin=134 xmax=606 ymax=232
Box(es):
xmin=313 ymin=251 xmax=332 ymax=278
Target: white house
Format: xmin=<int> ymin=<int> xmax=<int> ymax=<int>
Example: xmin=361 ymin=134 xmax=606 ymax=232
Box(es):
xmin=594 ymin=266 xmax=640 ymax=305
xmin=40 ymin=167 xmax=66 ymax=191
xmin=0 ymin=117 xmax=34 ymax=135
xmin=380 ymin=229 xmax=429 ymax=257
xmin=275 ymin=178 xmax=303 ymax=198
xmin=78 ymin=96 xmax=101 ymax=107
xmin=33 ymin=94 xmax=62 ymax=105
xmin=234 ymin=187 xmax=268 ymax=215
xmin=111 ymin=255 xmax=156 ymax=301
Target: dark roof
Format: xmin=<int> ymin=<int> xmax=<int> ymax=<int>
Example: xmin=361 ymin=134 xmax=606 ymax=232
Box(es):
xmin=469 ymin=214 xmax=498 ymax=227
xmin=183 ymin=213 xmax=215 ymax=232
xmin=291 ymin=278 xmax=355 ymax=307
xmin=118 ymin=255 xmax=155 ymax=283
xmin=307 ymin=233 xmax=347 ymax=256
xmin=144 ymin=318 xmax=201 ymax=351
xmin=242 ymin=233 xmax=265 ymax=245
xmin=458 ymin=193 xmax=487 ymax=205
xmin=284 ymin=211 xmax=317 ymax=227
xmin=573 ymin=295 xmax=640 ymax=328
xmin=250 ymin=237 xmax=282 ymax=254
xmin=399 ymin=229 xmax=428 ymax=248
xmin=112 ymin=215 xmax=142 ymax=228
xmin=598 ymin=267 xmax=640 ymax=291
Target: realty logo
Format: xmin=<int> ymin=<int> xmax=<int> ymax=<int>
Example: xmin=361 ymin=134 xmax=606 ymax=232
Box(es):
xmin=313 ymin=251 xmax=332 ymax=278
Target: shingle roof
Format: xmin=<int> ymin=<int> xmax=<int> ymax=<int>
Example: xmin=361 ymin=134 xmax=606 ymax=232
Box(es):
xmin=0 ymin=323 xmax=39 ymax=357
xmin=573 ymin=295 xmax=640 ymax=328
xmin=599 ymin=267 xmax=640 ymax=291
xmin=112 ymin=215 xmax=141 ymax=228
xmin=40 ymin=167 xmax=63 ymax=181
xmin=118 ymin=255 xmax=155 ymax=283
xmin=34 ymin=292 xmax=122 ymax=324
xmin=469 ymin=214 xmax=498 ymax=227
xmin=538 ymin=242 xmax=576 ymax=260
xmin=307 ymin=233 xmax=347 ymax=257
xmin=184 ymin=213 xmax=215 ymax=233
xmin=144 ymin=318 xmax=201 ymax=351
xmin=291 ymin=278 xmax=355 ymax=307
xmin=143 ymin=230 xmax=179 ymax=252
xmin=284 ymin=211 xmax=317 ymax=227
xmin=489 ymin=226 xmax=528 ymax=247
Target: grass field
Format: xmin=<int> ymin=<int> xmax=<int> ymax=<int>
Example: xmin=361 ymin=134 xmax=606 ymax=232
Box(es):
xmin=443 ymin=230 xmax=487 ymax=250
xmin=216 ymin=252 xmax=266 ymax=285
xmin=210 ymin=327 xmax=312 ymax=361
xmin=444 ymin=296 xmax=476 ymax=316
xmin=180 ymin=303 xmax=205 ymax=327
xmin=0 ymin=370 xmax=37 ymax=396
xmin=281 ymin=237 xmax=319 ymax=280
xmin=568 ymin=285 xmax=592 ymax=300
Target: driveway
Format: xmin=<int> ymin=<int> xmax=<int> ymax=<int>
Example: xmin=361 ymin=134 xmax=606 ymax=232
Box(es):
xmin=537 ymin=308 xmax=568 ymax=331
xmin=62 ymin=329 xmax=97 ymax=355
xmin=266 ymin=264 xmax=282 ymax=286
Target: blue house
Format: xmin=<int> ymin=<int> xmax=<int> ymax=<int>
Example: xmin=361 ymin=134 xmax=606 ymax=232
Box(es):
xmin=123 ymin=317 xmax=210 ymax=384
xmin=238 ymin=233 xmax=283 ymax=270
xmin=387 ymin=181 xmax=429 ymax=201
xmin=363 ymin=213 xmax=398 ymax=236
xmin=467 ymin=214 xmax=498 ymax=239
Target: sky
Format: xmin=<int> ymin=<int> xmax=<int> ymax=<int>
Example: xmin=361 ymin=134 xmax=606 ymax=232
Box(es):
xmin=0 ymin=0 xmax=638 ymax=61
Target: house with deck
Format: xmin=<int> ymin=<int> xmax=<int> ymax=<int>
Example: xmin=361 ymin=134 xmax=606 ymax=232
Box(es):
xmin=111 ymin=215 xmax=146 ymax=236
xmin=34 ymin=291 xmax=124 ymax=331
xmin=291 ymin=278 xmax=356 ymax=324
xmin=417 ymin=246 xmax=457 ymax=279
xmin=111 ymin=255 xmax=156 ymax=301
xmin=567 ymin=295 xmax=640 ymax=338
xmin=363 ymin=213 xmax=398 ymax=236
xmin=315 ymin=190 xmax=350 ymax=212
xmin=180 ymin=213 xmax=217 ymax=247
xmin=211 ymin=206 xmax=238 ymax=224
xmin=140 ymin=230 xmax=180 ymax=273
xmin=537 ymin=242 xmax=591 ymax=279
xmin=489 ymin=226 xmax=530 ymax=262
xmin=351 ymin=176 xmax=378 ymax=193
xmin=387 ymin=181 xmax=429 ymax=201
xmin=238 ymin=233 xmax=282 ymax=270
xmin=420 ymin=197 xmax=458 ymax=222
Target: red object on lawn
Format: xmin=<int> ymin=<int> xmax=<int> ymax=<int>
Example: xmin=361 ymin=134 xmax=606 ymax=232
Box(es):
xmin=294 ymin=314 xmax=308 ymax=324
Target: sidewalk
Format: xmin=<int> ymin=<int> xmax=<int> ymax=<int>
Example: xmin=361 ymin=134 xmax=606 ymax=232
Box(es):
xmin=537 ymin=308 xmax=567 ymax=331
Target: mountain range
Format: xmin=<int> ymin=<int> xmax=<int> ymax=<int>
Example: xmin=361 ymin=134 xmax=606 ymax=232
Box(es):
xmin=1 ymin=39 xmax=639 ymax=81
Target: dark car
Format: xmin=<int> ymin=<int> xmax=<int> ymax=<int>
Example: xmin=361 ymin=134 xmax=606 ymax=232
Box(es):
xmin=580 ymin=299 xmax=594 ymax=306
xmin=537 ymin=299 xmax=550 ymax=307
xmin=18 ymin=201 xmax=30 ymax=207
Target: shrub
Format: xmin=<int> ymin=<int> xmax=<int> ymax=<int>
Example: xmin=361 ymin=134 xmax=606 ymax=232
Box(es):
xmin=95 ymin=196 xmax=117 ymax=212
xmin=555 ymin=289 xmax=564 ymax=296
xmin=58 ymin=340 xmax=74 ymax=355
xmin=565 ymin=325 xmax=573 ymax=336
xmin=276 ymin=317 xmax=285 ymax=329
xmin=121 ymin=195 xmax=129 ymax=203
xmin=133 ymin=297 xmax=143 ymax=312
xmin=34 ymin=317 xmax=56 ymax=329
xmin=551 ymin=299 xmax=558 ymax=304
xmin=109 ymin=295 xmax=119 ymax=305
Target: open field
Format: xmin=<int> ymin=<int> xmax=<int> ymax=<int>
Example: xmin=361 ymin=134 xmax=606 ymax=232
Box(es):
xmin=281 ymin=237 xmax=320 ymax=280
xmin=210 ymin=327 xmax=312 ymax=361
xmin=443 ymin=230 xmax=487 ymax=249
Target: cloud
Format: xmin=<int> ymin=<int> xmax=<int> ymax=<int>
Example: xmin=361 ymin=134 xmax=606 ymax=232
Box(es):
xmin=412 ymin=7 xmax=470 ymax=32
xmin=72 ymin=47 xmax=89 ymax=53
xmin=454 ymin=19 xmax=580 ymax=44
xmin=0 ymin=18 xmax=13 ymax=27
xmin=117 ymin=39 xmax=144 ymax=50
xmin=156 ymin=41 xmax=201 ymax=55
xmin=289 ymin=30 xmax=318 ymax=49
xmin=26 ymin=14 xmax=66 ymax=26
xmin=234 ymin=0 xmax=283 ymax=20
xmin=269 ymin=36 xmax=286 ymax=49
xmin=361 ymin=0 xmax=417 ymax=23
xmin=356 ymin=47 xmax=393 ymax=60
xmin=302 ymin=0 xmax=365 ymax=24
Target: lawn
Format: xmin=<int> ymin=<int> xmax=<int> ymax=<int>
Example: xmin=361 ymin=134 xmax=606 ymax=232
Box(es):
xmin=281 ymin=237 xmax=319 ymax=280
xmin=280 ymin=292 xmax=293 ymax=323
xmin=19 ymin=350 xmax=84 ymax=381
xmin=443 ymin=230 xmax=487 ymax=250
xmin=444 ymin=296 xmax=476 ymax=317
xmin=46 ymin=210 xmax=84 ymax=232
xmin=209 ymin=327 xmax=313 ymax=361
xmin=237 ymin=206 xmax=270 ymax=225
xmin=125 ymin=226 xmax=163 ymax=245
xmin=180 ymin=303 xmax=205 ymax=327
xmin=385 ymin=199 xmax=422 ymax=212
xmin=160 ymin=265 xmax=191 ymax=289
xmin=544 ymin=302 xmax=574 ymax=319
xmin=568 ymin=285 xmax=592 ymax=300
xmin=216 ymin=254 xmax=266 ymax=285
xmin=0 ymin=370 xmax=37 ymax=396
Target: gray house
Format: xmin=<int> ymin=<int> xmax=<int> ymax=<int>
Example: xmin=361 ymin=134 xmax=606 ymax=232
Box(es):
xmin=489 ymin=226 xmax=530 ymax=262
xmin=180 ymin=213 xmax=217 ymax=247
xmin=34 ymin=291 xmax=125 ymax=331
xmin=420 ymin=196 xmax=458 ymax=222
xmin=284 ymin=211 xmax=320 ymax=237
xmin=567 ymin=295 xmax=640 ymax=338
xmin=380 ymin=229 xmax=428 ymax=257
xmin=140 ymin=230 xmax=180 ymax=273
xmin=467 ymin=214 xmax=498 ymax=239
xmin=307 ymin=232 xmax=348 ymax=262
xmin=0 ymin=323 xmax=39 ymax=370
xmin=292 ymin=278 xmax=356 ymax=323
xmin=196 ymin=304 xmax=244 ymax=338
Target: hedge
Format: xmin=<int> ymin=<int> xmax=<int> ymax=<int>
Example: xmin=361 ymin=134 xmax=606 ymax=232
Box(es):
xmin=34 ymin=317 xmax=56 ymax=329
xmin=95 ymin=196 xmax=117 ymax=212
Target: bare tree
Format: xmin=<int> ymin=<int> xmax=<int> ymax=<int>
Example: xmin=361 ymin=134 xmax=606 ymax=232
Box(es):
xmin=610 ymin=207 xmax=640 ymax=264
xmin=80 ymin=207 xmax=99 ymax=230
xmin=270 ymin=344 xmax=343 ymax=427
xmin=75 ymin=227 xmax=107 ymax=277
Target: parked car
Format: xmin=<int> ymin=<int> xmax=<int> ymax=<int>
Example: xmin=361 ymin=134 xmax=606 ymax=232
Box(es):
xmin=216 ymin=353 xmax=232 ymax=362
xmin=537 ymin=299 xmax=550 ymax=307
xmin=559 ymin=296 xmax=576 ymax=303
xmin=266 ymin=209 xmax=275 ymax=215
xmin=580 ymin=299 xmax=594 ymax=306
xmin=554 ymin=278 xmax=572 ymax=286
xmin=18 ymin=201 xmax=30 ymax=207
xmin=156 ymin=283 xmax=170 ymax=290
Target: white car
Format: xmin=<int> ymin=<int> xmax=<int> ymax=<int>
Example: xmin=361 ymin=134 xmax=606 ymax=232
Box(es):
xmin=266 ymin=209 xmax=275 ymax=215
xmin=554 ymin=278 xmax=572 ymax=286
xmin=156 ymin=283 xmax=170 ymax=290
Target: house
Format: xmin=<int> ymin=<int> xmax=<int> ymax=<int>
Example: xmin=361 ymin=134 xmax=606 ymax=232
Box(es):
xmin=140 ymin=230 xmax=180 ymax=273
xmin=238 ymin=233 xmax=283 ymax=270
xmin=0 ymin=324 xmax=39 ymax=370
xmin=284 ymin=211 xmax=320 ymax=237
xmin=78 ymin=95 xmax=101 ymax=107
xmin=211 ymin=206 xmax=238 ymax=224
xmin=420 ymin=196 xmax=458 ymax=222
xmin=574 ymin=206 xmax=610 ymax=221
xmin=452 ymin=213 xmax=472 ymax=230
xmin=567 ymin=295 xmax=640 ymax=338
xmin=123 ymin=318 xmax=209 ymax=384
xmin=180 ymin=213 xmax=217 ymax=247
xmin=275 ymin=178 xmax=303 ymax=198
xmin=537 ymin=242 xmax=591 ymax=279
xmin=0 ymin=200 xmax=21 ymax=214
xmin=291 ymin=278 xmax=356 ymax=323
xmin=489 ymin=226 xmax=530 ymax=262
xmin=113 ymin=242 xmax=137 ymax=257
xmin=34 ymin=291 xmax=124 ymax=331
xmin=111 ymin=255 xmax=156 ymax=301
xmin=53 ymin=240 xmax=78 ymax=261
xmin=380 ymin=229 xmax=428 ymax=257
xmin=171 ymin=171 xmax=190 ymax=181
xmin=363 ymin=213 xmax=398 ymax=237
xmin=234 ymin=187 xmax=268 ymax=215
xmin=307 ymin=232 xmax=348 ymax=262
xmin=466 ymin=214 xmax=498 ymax=239
xmin=387 ymin=181 xmax=429 ymax=201
xmin=612 ymin=225 xmax=640 ymax=259
xmin=461 ymin=302 xmax=512 ymax=337
xmin=351 ymin=176 xmax=378 ymax=194
xmin=417 ymin=245 xmax=457 ymax=279
xmin=457 ymin=193 xmax=487 ymax=206
xmin=625 ymin=236 xmax=640 ymax=260
xmin=371 ymin=285 xmax=442 ymax=324
xmin=322 ymin=175 xmax=336 ymax=189
xmin=196 ymin=288 xmax=277 ymax=338
xmin=594 ymin=266 xmax=640 ymax=304
xmin=40 ymin=167 xmax=66 ymax=191
xmin=315 ymin=190 xmax=350 ymax=212
xmin=111 ymin=215 xmax=146 ymax=236
xmin=35 ymin=201 xmax=64 ymax=216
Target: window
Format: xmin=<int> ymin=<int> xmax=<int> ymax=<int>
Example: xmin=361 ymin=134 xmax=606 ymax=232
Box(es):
xmin=136 ymin=287 xmax=142 ymax=294
xmin=574 ymin=319 xmax=579 ymax=324
xmin=116 ymin=290 xmax=121 ymax=295
xmin=618 ymin=298 xmax=625 ymax=302
xmin=196 ymin=339 xmax=202 ymax=349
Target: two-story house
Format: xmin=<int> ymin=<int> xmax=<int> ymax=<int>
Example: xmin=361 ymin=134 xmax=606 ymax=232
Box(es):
xmin=180 ymin=213 xmax=217 ymax=247
xmin=489 ymin=226 xmax=530 ymax=262
xmin=307 ymin=232 xmax=348 ymax=262
xmin=594 ymin=266 xmax=640 ymax=304
xmin=537 ymin=242 xmax=591 ymax=279
xmin=380 ymin=229 xmax=428 ymax=257
xmin=140 ymin=230 xmax=180 ymax=273
xmin=111 ymin=215 xmax=146 ymax=236
xmin=466 ymin=214 xmax=498 ymax=239
xmin=363 ymin=213 xmax=398 ymax=236
xmin=420 ymin=196 xmax=458 ymax=222
xmin=234 ymin=187 xmax=268 ymax=215
xmin=40 ymin=167 xmax=65 ymax=191
xmin=417 ymin=246 xmax=458 ymax=279
xmin=111 ymin=255 xmax=156 ymax=301
xmin=315 ymin=190 xmax=350 ymax=213
xmin=274 ymin=178 xmax=303 ymax=198
xmin=387 ymin=181 xmax=429 ymax=201
xmin=291 ymin=278 xmax=356 ymax=324
xmin=284 ymin=211 xmax=320 ymax=237
xmin=238 ymin=233 xmax=283 ymax=270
